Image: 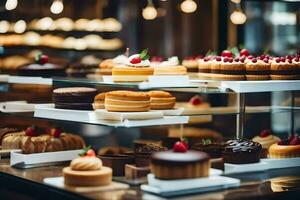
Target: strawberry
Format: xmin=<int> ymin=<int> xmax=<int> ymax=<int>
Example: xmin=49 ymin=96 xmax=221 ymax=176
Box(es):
xmin=240 ymin=49 xmax=250 ymax=57
xmin=277 ymin=139 xmax=289 ymax=145
xmin=86 ymin=149 xmax=96 ymax=157
xmin=189 ymin=96 xmax=202 ymax=105
xmin=130 ymin=57 xmax=142 ymax=64
xmin=260 ymin=129 xmax=271 ymax=138
xmin=51 ymin=127 xmax=62 ymax=137
xmin=25 ymin=126 xmax=39 ymax=136
xmin=288 ymin=135 xmax=296 ymax=143
xmin=289 ymin=136 xmax=300 ymax=145
xmin=221 ymin=50 xmax=233 ymax=58
xmin=173 ymin=141 xmax=187 ymax=153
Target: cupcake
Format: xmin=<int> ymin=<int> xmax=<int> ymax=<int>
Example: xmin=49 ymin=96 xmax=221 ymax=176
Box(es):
xmin=246 ymin=57 xmax=270 ymax=80
xmin=63 ymin=147 xmax=112 ymax=186
xmin=154 ymin=56 xmax=187 ymax=75
xmin=269 ymin=135 xmax=300 ymax=158
xmin=112 ymin=49 xmax=154 ymax=82
xmin=270 ymin=57 xmax=298 ymax=80
xmin=104 ymin=90 xmax=150 ymax=112
xmin=252 ymin=129 xmax=280 ymax=158
xmin=151 ymin=141 xmax=210 ymax=180
xmin=148 ymin=90 xmax=176 ymax=110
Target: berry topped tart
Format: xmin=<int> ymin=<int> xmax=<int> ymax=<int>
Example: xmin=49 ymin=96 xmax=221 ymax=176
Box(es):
xmin=252 ymin=129 xmax=280 ymax=158
xmin=150 ymin=141 xmax=210 ymax=180
xmin=112 ymin=49 xmax=154 ymax=82
xmin=17 ymin=53 xmax=66 ymax=78
xmin=269 ymin=135 xmax=300 ymax=158
xmin=182 ymin=55 xmax=203 ymax=72
xmin=63 ymin=146 xmax=113 ymax=186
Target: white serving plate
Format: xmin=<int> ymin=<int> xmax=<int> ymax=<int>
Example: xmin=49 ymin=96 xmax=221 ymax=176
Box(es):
xmin=0 ymin=101 xmax=37 ymax=113
xmin=93 ymin=109 xmax=163 ymax=121
xmin=44 ymin=177 xmax=129 ymax=193
xmin=8 ymin=75 xmax=52 ymax=85
xmin=10 ymin=149 xmax=82 ymax=168
xmin=0 ymin=74 xmax=9 ymax=82
xmin=141 ymin=174 xmax=240 ymax=197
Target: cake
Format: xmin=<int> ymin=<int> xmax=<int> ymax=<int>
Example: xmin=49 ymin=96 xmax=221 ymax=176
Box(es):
xmin=270 ymin=57 xmax=298 ymax=80
xmin=252 ymin=129 xmax=280 ymax=158
xmin=63 ymin=147 xmax=112 ymax=186
xmin=125 ymin=164 xmax=150 ymax=180
xmin=93 ymin=92 xmax=106 ymax=110
xmin=148 ymin=90 xmax=176 ymax=110
xmin=105 ymin=90 xmax=151 ymax=112
xmin=211 ymin=57 xmax=245 ymax=80
xmin=67 ymin=55 xmax=101 ymax=77
xmin=182 ymin=55 xmax=203 ymax=72
xmin=112 ymin=49 xmax=154 ymax=82
xmin=269 ymin=136 xmax=300 ymax=158
xmin=17 ymin=54 xmax=66 ymax=78
xmin=222 ymin=139 xmax=262 ymax=164
xmin=191 ymin=139 xmax=223 ymax=158
xmin=151 ymin=141 xmax=210 ymax=180
xmin=1 ymin=126 xmax=85 ymax=154
xmin=154 ymin=56 xmax=187 ymax=75
xmin=53 ymin=87 xmax=97 ymax=110
xmin=198 ymin=56 xmax=214 ymax=79
xmin=98 ymin=154 xmax=134 ymax=176
xmin=134 ymin=141 xmax=167 ymax=167
xmin=97 ymin=55 xmax=128 ymax=75
xmin=246 ymin=57 xmax=270 ymax=80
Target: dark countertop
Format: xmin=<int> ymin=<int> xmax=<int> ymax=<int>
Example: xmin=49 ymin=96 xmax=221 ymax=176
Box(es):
xmin=0 ymin=159 xmax=300 ymax=200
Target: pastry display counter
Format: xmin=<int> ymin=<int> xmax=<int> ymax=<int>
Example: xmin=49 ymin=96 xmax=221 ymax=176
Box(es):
xmin=0 ymin=158 xmax=300 ymax=200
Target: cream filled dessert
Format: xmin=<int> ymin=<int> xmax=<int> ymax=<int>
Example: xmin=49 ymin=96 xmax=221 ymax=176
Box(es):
xmin=154 ymin=56 xmax=187 ymax=75
xmin=112 ymin=49 xmax=154 ymax=82
xmin=252 ymin=129 xmax=280 ymax=158
xmin=63 ymin=147 xmax=112 ymax=187
xmin=105 ymin=90 xmax=150 ymax=112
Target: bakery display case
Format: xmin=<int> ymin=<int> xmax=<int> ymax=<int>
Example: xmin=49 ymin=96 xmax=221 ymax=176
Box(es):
xmin=1 ymin=0 xmax=300 ymax=200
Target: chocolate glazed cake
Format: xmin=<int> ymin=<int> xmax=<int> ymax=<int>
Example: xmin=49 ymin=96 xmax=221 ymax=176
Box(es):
xmin=222 ymin=139 xmax=262 ymax=164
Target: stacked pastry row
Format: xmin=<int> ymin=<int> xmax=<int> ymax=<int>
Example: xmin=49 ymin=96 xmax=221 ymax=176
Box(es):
xmin=93 ymin=90 xmax=176 ymax=112
xmin=198 ymin=54 xmax=300 ymax=80
xmin=0 ymin=127 xmax=85 ymax=154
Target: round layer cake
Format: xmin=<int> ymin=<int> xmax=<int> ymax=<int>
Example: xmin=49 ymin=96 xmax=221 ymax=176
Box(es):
xmin=63 ymin=156 xmax=112 ymax=187
xmin=53 ymin=87 xmax=97 ymax=110
xmin=148 ymin=90 xmax=176 ymax=110
xmin=222 ymin=139 xmax=262 ymax=164
xmin=151 ymin=150 xmax=210 ymax=180
xmin=105 ymin=90 xmax=150 ymax=112
xmin=93 ymin=92 xmax=106 ymax=110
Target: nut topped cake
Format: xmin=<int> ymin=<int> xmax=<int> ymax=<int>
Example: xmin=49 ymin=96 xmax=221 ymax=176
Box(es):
xmin=222 ymin=139 xmax=262 ymax=164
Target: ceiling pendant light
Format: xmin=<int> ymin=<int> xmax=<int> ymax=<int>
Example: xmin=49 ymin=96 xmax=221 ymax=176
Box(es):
xmin=230 ymin=8 xmax=247 ymax=25
xmin=142 ymin=0 xmax=158 ymax=20
xmin=180 ymin=0 xmax=197 ymax=14
xmin=50 ymin=0 xmax=64 ymax=14
xmin=5 ymin=0 xmax=18 ymax=10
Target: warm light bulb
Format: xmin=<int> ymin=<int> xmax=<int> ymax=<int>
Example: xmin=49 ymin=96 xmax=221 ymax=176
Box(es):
xmin=50 ymin=0 xmax=64 ymax=14
xmin=230 ymin=9 xmax=247 ymax=24
xmin=5 ymin=0 xmax=18 ymax=10
xmin=14 ymin=20 xmax=26 ymax=33
xmin=142 ymin=6 xmax=158 ymax=20
xmin=0 ymin=21 xmax=9 ymax=33
xmin=180 ymin=0 xmax=197 ymax=13
xmin=230 ymin=0 xmax=241 ymax=4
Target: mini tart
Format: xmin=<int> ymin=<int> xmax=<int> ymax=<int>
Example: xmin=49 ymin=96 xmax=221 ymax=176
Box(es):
xmin=151 ymin=150 xmax=210 ymax=180
xmin=148 ymin=90 xmax=176 ymax=110
xmin=246 ymin=60 xmax=270 ymax=80
xmin=105 ymin=90 xmax=150 ymax=112
xmin=154 ymin=65 xmax=187 ymax=75
xmin=270 ymin=60 xmax=298 ymax=80
xmin=269 ymin=143 xmax=300 ymax=158
xmin=97 ymin=59 xmax=114 ymax=75
xmin=92 ymin=92 xmax=105 ymax=110
xmin=63 ymin=156 xmax=112 ymax=187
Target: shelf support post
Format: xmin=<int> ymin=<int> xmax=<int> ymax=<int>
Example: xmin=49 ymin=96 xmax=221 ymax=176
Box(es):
xmin=236 ymin=92 xmax=245 ymax=139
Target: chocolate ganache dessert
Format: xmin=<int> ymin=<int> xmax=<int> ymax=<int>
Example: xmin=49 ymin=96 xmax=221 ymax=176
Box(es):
xmin=222 ymin=139 xmax=262 ymax=164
